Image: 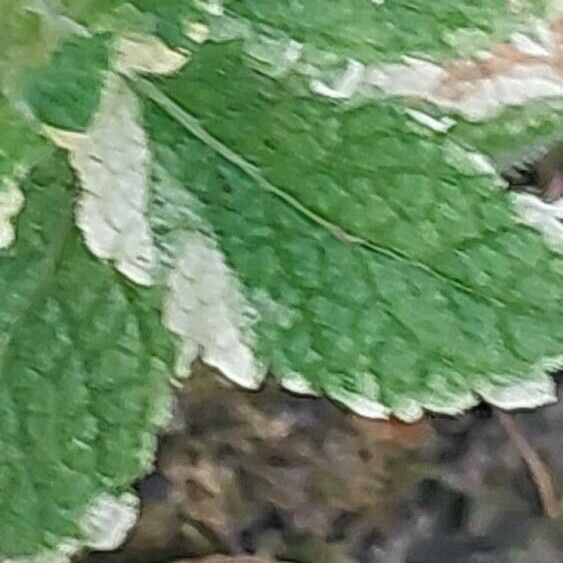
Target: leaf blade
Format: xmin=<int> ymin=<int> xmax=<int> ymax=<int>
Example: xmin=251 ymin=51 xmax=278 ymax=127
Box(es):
xmin=141 ymin=68 xmax=563 ymax=420
xmin=0 ymin=154 xmax=173 ymax=556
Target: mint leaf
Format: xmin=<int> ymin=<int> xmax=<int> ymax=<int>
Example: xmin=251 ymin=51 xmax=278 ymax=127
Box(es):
xmin=0 ymin=95 xmax=45 ymax=250
xmin=0 ymin=155 xmax=173 ymax=556
xmin=137 ymin=43 xmax=563 ymax=420
xmin=154 ymin=42 xmax=560 ymax=308
xmin=62 ymin=0 xmax=192 ymax=46
xmin=2 ymin=2 xmax=563 ymax=558
xmin=44 ymin=72 xmax=158 ymax=286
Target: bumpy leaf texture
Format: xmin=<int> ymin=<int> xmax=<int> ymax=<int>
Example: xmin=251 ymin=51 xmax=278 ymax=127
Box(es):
xmin=1 ymin=0 xmax=563 ymax=557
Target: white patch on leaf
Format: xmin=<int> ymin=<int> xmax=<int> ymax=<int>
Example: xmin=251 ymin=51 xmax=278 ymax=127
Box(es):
xmin=245 ymin=35 xmax=303 ymax=77
xmin=548 ymin=0 xmax=563 ymax=18
xmin=419 ymin=390 xmax=479 ymax=417
xmin=510 ymin=32 xmax=551 ymax=57
xmin=79 ymin=493 xmax=139 ymax=551
xmin=512 ymin=192 xmax=563 ymax=252
xmin=443 ymin=141 xmax=501 ymax=186
xmin=163 ymin=232 xmax=265 ymax=388
xmin=194 ymin=0 xmax=224 ymax=16
xmin=3 ymin=493 xmax=139 ymax=563
xmin=185 ymin=22 xmax=210 ymax=44
xmin=307 ymin=18 xmax=563 ymax=119
xmin=367 ymin=59 xmax=563 ymax=119
xmin=326 ymin=374 xmax=391 ymax=419
xmin=367 ymin=57 xmax=446 ymax=98
xmin=0 ymin=180 xmax=25 ymax=249
xmin=280 ymin=372 xmax=319 ymax=396
xmin=389 ymin=375 xmax=478 ymax=422
xmin=474 ymin=357 xmax=563 ymax=411
xmin=476 ymin=374 xmax=557 ymax=409
xmin=115 ymin=34 xmax=189 ymax=76
xmin=389 ymin=397 xmax=424 ymax=423
xmin=44 ymin=73 xmax=157 ymax=285
xmin=3 ymin=551 xmax=72 ymax=563
xmin=406 ymin=109 xmax=456 ymax=133
xmin=441 ymin=64 xmax=563 ymax=120
xmin=204 ymin=14 xmax=303 ymax=78
xmin=311 ymin=59 xmax=366 ymax=99
xmin=328 ymin=387 xmax=391 ymax=419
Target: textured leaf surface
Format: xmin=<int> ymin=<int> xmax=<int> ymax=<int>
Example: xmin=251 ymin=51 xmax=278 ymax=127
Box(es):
xmin=0 ymin=95 xmax=44 ymax=180
xmin=0 ymin=96 xmax=46 ymax=249
xmin=0 ymin=155 xmax=173 ymax=556
xmin=61 ymin=0 xmax=193 ymax=46
xmin=45 ymin=72 xmax=157 ymax=285
xmin=24 ymin=34 xmax=110 ymax=131
xmin=195 ymin=0 xmax=548 ymax=63
xmin=140 ymin=43 xmax=563 ymax=420
xmin=154 ymin=43 xmax=562 ymax=305
xmin=2 ymin=1 xmax=563 ymax=558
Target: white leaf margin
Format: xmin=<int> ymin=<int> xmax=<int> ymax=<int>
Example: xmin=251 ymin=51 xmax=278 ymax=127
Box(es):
xmin=513 ymin=191 xmax=563 ymax=253
xmin=17 ymin=23 xmax=563 ymax=563
xmin=0 ymin=179 xmax=25 ymax=249
xmin=2 ymin=493 xmax=139 ymax=563
xmin=41 ymin=31 xmax=189 ymax=285
xmin=44 ymin=73 xmax=157 ymax=286
xmin=163 ymin=231 xmax=266 ymax=389
xmin=115 ymin=33 xmax=189 ymax=76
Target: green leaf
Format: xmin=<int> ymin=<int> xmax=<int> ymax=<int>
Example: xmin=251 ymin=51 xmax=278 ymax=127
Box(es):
xmin=3 ymin=1 xmax=563 ymax=557
xmin=99 ymin=39 xmax=560 ymax=423
xmin=61 ymin=0 xmax=193 ymax=46
xmin=204 ymin=0 xmax=548 ymax=63
xmin=154 ymin=42 xmax=560 ymax=307
xmin=0 ymin=154 xmax=173 ymax=556
xmin=451 ymin=101 xmax=563 ymax=173
xmin=24 ymin=34 xmax=111 ymax=131
xmin=0 ymin=95 xmax=44 ymax=180
xmin=0 ymin=0 xmax=92 ymax=111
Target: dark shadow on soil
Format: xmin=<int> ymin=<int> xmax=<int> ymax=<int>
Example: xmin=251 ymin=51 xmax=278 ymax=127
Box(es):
xmin=77 ymin=367 xmax=563 ymax=563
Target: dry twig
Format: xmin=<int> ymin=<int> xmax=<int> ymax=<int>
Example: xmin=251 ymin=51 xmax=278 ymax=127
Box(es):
xmin=496 ymin=411 xmax=560 ymax=519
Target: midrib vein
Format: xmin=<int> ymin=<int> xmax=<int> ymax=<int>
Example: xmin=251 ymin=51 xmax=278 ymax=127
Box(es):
xmin=131 ymin=76 xmax=512 ymax=309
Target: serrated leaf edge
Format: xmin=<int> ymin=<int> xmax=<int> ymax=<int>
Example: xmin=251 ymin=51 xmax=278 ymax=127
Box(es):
xmin=2 ymin=493 xmax=139 ymax=563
